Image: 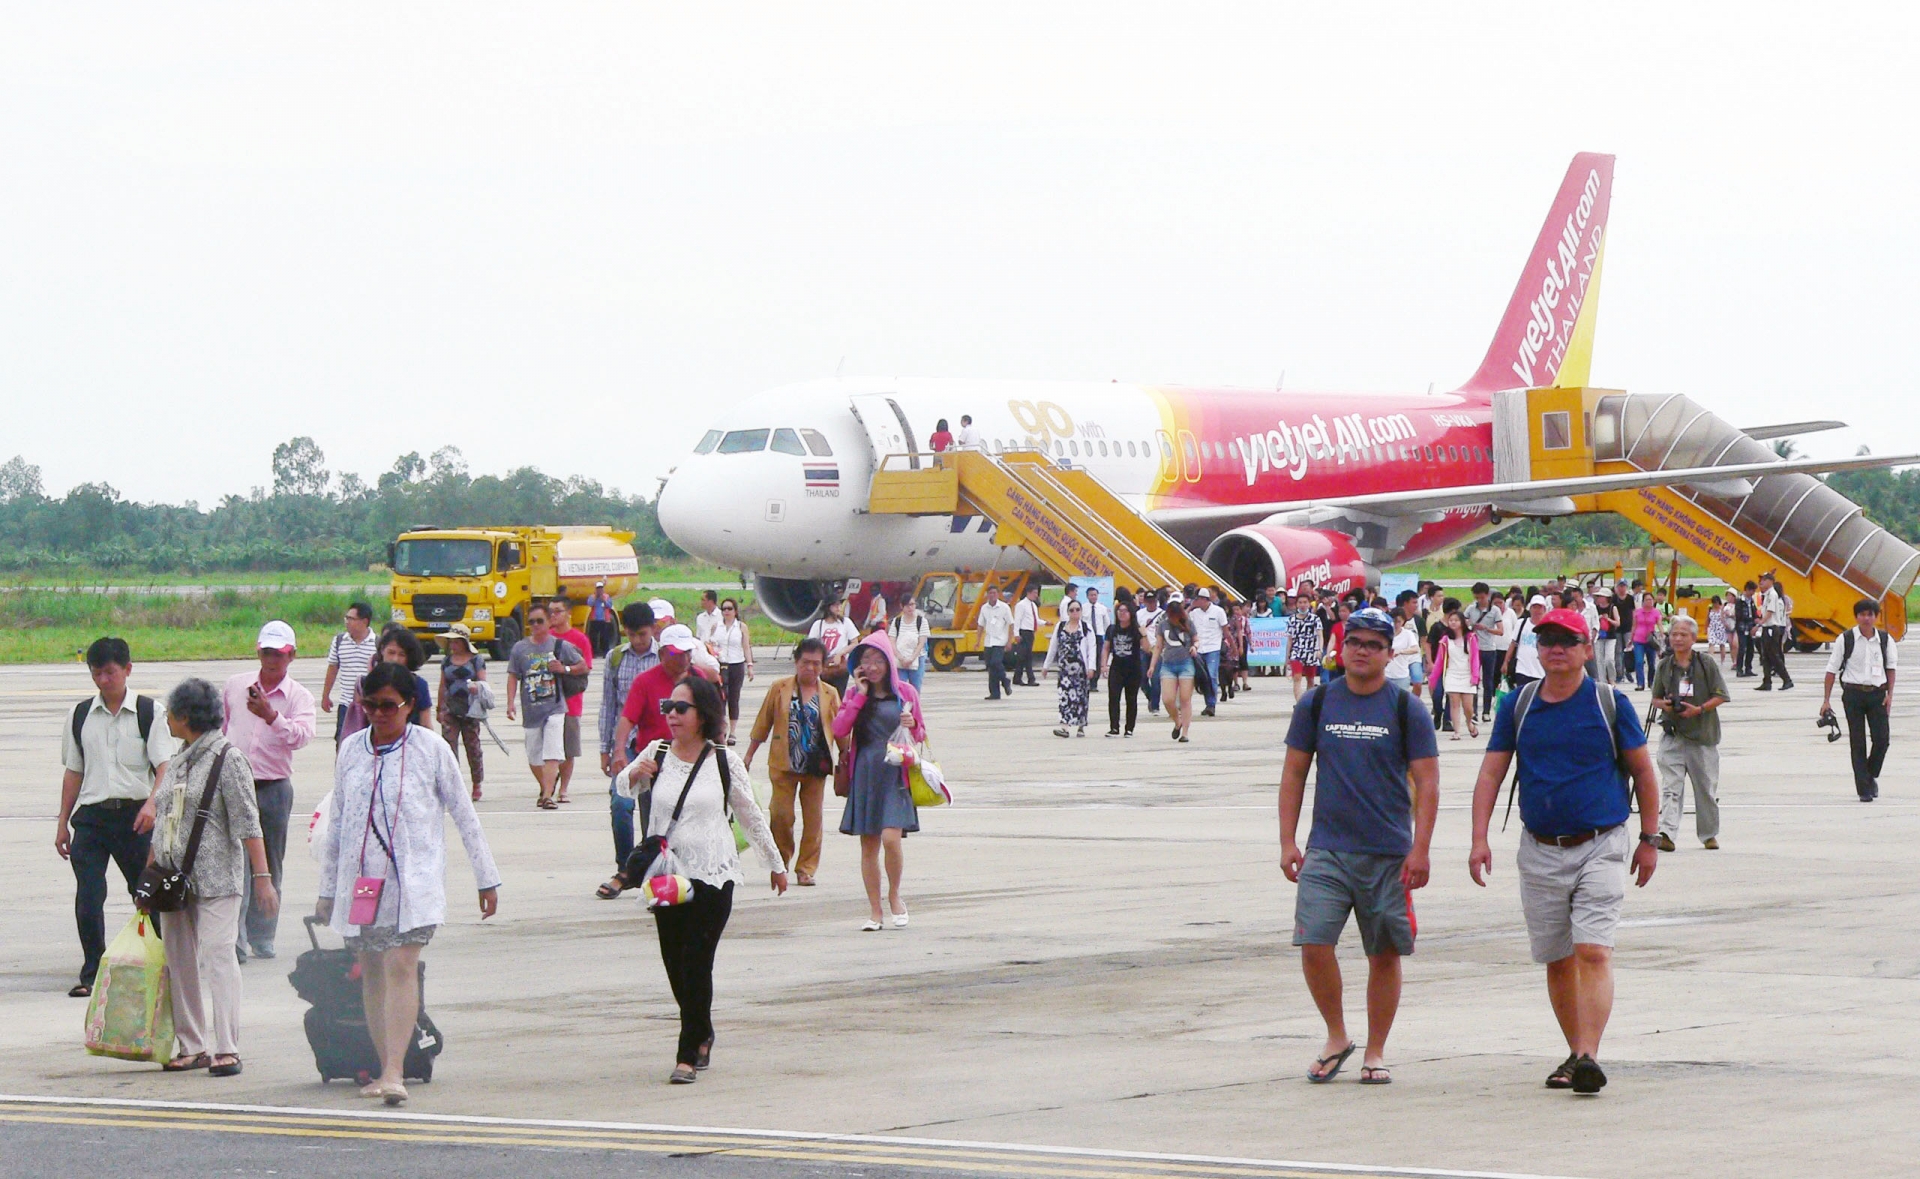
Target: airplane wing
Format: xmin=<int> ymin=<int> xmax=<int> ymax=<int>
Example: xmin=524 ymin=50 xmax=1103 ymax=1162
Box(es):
xmin=1739 ymin=420 xmax=1846 ymax=441
xmin=1147 ymin=450 xmax=1920 ymax=529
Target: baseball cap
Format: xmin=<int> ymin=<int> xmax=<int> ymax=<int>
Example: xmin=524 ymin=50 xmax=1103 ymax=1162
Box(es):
xmin=1345 ymin=607 xmax=1396 ymax=638
xmin=1196 ymin=586 xmax=1212 ymax=598
xmin=1527 ymin=594 xmax=1550 ymax=608
xmin=1166 ymin=591 xmax=1185 ymax=604
xmin=657 ymin=623 xmax=698 ymax=652
xmin=1537 ymin=608 xmax=1590 ymax=640
xmin=256 ymin=620 xmax=296 ymax=651
xmin=649 ymin=597 xmax=676 ymax=619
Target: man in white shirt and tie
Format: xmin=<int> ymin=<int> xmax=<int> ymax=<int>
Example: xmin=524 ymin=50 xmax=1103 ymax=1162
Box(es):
xmin=1821 ymin=598 xmax=1897 ymax=801
xmin=1012 ymin=584 xmax=1042 ymax=686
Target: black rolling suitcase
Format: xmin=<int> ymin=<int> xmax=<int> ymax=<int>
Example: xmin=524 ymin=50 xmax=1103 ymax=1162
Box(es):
xmin=289 ymin=916 xmax=443 ymax=1084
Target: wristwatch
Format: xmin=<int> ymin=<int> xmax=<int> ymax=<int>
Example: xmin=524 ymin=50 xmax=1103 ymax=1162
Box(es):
xmin=1637 ymin=832 xmax=1660 ymax=846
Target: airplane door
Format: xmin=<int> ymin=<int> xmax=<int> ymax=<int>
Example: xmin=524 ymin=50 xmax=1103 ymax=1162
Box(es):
xmin=848 ymin=394 xmax=921 ymax=472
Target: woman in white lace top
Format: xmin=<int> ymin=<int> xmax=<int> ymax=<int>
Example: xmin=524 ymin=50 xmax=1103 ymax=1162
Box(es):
xmin=627 ymin=674 xmax=786 ymax=1083
xmin=316 ymin=663 xmax=501 ymax=1105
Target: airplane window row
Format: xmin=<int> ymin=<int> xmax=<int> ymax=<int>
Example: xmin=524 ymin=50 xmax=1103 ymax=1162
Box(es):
xmin=695 ymin=428 xmax=834 ymax=457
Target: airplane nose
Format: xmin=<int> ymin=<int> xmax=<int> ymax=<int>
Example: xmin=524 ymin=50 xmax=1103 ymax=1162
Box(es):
xmin=655 ymin=463 xmax=709 ymax=560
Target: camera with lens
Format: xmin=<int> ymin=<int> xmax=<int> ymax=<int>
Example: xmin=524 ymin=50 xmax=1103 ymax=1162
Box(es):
xmin=1816 ymin=709 xmax=1843 ymax=743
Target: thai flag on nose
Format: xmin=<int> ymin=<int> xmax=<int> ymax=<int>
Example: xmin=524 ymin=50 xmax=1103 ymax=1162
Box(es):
xmin=804 ymin=465 xmax=839 ymax=488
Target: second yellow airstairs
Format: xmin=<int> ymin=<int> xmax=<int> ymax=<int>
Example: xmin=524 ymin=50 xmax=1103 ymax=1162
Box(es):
xmin=867 ymin=448 xmax=1233 ymax=598
xmin=1496 ymin=387 xmax=1918 ymax=641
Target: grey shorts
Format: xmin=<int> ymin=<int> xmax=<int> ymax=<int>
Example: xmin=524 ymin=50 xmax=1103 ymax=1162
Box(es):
xmin=346 ymin=924 xmax=436 ymax=954
xmin=563 ymin=713 xmax=582 ymax=759
xmin=1517 ymin=823 xmax=1630 ymax=963
xmin=1292 ymin=848 xmax=1415 ymax=957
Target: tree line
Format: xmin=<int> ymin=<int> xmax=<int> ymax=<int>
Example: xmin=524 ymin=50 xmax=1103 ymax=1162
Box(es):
xmin=0 ymin=440 xmax=683 ymax=576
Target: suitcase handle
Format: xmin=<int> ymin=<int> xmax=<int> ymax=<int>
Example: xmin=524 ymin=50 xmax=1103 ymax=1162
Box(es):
xmin=304 ymin=914 xmax=341 ymax=952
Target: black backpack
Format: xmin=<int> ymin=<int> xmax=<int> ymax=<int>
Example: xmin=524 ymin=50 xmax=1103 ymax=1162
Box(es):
xmin=71 ymin=696 xmax=157 ymax=769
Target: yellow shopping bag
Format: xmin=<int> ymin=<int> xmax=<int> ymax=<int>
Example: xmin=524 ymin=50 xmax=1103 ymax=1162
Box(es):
xmin=84 ymin=914 xmax=174 ymax=1062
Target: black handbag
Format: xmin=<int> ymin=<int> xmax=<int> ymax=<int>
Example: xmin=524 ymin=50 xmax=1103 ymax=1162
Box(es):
xmin=134 ymin=748 xmax=230 ymax=914
xmin=618 ymin=745 xmax=713 ymax=885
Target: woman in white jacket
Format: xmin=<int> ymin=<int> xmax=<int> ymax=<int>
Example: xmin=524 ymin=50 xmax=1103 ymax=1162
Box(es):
xmin=1044 ymin=600 xmax=1098 ymax=738
xmin=315 ymin=662 xmax=501 ymax=1106
xmin=624 ymin=674 xmax=786 ymax=1084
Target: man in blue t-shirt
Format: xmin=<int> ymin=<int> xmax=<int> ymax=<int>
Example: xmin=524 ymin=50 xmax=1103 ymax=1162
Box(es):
xmin=1469 ymin=607 xmax=1661 ymax=1096
xmin=1280 ymin=607 xmax=1439 ymax=1086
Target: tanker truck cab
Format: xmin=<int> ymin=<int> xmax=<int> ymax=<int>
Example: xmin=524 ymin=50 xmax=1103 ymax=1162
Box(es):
xmin=389 ymin=526 xmax=639 ymax=658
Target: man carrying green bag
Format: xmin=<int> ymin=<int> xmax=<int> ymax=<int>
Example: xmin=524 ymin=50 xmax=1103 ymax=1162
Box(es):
xmin=84 ymin=914 xmax=173 ymax=1063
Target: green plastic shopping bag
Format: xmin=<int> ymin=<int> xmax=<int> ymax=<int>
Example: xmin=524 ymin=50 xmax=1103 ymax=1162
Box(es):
xmin=84 ymin=914 xmax=174 ymax=1062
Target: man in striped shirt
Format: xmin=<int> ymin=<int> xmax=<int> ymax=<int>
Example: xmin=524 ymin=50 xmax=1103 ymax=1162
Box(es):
xmin=598 ymin=601 xmax=658 ymax=890
xmin=319 ymin=601 xmax=379 ymax=749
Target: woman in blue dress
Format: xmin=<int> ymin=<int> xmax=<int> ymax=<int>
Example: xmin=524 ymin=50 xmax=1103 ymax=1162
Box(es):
xmin=833 ymin=635 xmax=928 ymax=932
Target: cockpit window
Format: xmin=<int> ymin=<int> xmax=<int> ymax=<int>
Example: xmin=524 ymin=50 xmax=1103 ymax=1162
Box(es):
xmin=800 ymin=429 xmax=833 ymax=456
xmin=771 ymin=428 xmax=807 ymax=456
xmin=694 ymin=429 xmax=722 ymax=455
xmin=717 ymin=429 xmax=770 ymax=454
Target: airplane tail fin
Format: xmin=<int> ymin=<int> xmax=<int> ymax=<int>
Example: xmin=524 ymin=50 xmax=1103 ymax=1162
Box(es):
xmin=1459 ymin=152 xmax=1614 ymax=395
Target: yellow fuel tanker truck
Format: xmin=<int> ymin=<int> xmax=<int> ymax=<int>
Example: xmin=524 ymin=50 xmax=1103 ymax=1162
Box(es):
xmin=387 ymin=525 xmax=640 ymax=657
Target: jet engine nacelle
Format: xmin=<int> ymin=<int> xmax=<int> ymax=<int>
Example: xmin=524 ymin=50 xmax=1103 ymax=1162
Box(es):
xmin=1202 ymin=524 xmax=1375 ymax=600
xmin=752 ymin=574 xmax=844 ymax=631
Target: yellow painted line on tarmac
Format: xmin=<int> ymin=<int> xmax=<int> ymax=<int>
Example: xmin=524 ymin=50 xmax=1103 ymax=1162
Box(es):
xmin=0 ymin=1096 xmax=1588 ymax=1179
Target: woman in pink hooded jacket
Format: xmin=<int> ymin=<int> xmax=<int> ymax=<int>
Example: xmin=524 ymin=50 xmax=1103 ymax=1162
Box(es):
xmin=832 ymin=634 xmax=928 ymax=931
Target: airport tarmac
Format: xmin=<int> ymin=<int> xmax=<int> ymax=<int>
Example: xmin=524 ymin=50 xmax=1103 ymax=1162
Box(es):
xmin=2 ymin=649 xmax=1916 ymax=1177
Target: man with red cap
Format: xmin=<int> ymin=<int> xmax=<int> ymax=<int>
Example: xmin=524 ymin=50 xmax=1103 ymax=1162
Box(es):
xmin=1468 ymin=607 xmax=1661 ymax=1096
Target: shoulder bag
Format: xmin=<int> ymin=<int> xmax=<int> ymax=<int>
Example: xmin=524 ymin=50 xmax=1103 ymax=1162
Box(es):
xmin=133 ymin=748 xmax=231 ymax=913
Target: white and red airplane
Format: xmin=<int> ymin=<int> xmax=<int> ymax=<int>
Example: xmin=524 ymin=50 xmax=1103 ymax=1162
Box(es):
xmin=657 ymin=153 xmax=1918 ymax=630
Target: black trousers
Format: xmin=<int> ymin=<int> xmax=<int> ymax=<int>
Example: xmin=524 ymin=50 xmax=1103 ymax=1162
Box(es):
xmin=652 ymin=880 xmax=735 ymax=1065
xmin=1107 ymin=671 xmax=1140 ymax=734
xmin=984 ymin=646 xmax=1012 ymax=698
xmin=1760 ymin=626 xmax=1793 ymax=687
xmin=1478 ymin=649 xmax=1505 ymax=715
xmin=722 ymin=661 xmax=748 ymax=722
xmin=1013 ymin=630 xmax=1037 ymax=685
xmin=588 ymin=619 xmax=616 ymax=657
xmin=69 ymin=800 xmax=151 ymax=986
xmin=1735 ymin=630 xmax=1755 ymax=675
xmin=1841 ymin=685 xmax=1891 ymax=799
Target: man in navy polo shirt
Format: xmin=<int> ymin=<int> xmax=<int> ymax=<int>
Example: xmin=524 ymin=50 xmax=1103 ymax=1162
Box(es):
xmin=1469 ymin=607 xmax=1660 ymax=1096
xmin=1280 ymin=607 xmax=1440 ymax=1086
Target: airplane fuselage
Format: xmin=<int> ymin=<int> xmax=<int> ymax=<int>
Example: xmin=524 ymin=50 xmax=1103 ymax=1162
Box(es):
xmin=656 ymin=377 xmax=1505 ymax=584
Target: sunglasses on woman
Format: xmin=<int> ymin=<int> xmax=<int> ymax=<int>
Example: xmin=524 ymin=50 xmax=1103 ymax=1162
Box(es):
xmin=364 ymin=698 xmax=409 ymax=715
xmin=658 ymin=699 xmax=697 ymax=716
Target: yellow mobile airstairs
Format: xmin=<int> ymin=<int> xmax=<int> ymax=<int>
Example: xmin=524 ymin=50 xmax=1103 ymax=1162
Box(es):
xmin=1497 ymin=387 xmax=1917 ymax=642
xmin=866 ymin=449 xmax=1235 ymax=600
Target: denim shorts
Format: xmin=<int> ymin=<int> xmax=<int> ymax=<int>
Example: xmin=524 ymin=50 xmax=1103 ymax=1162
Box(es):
xmin=1159 ymin=655 xmax=1194 ymax=683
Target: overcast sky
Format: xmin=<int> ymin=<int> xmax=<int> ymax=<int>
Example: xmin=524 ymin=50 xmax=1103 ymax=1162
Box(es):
xmin=3 ymin=4 xmax=1916 ymax=504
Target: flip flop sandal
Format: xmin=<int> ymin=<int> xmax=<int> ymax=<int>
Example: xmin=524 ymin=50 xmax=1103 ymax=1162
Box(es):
xmin=1545 ymin=1054 xmax=1578 ymax=1089
xmin=67 ymin=983 xmax=92 ymax=998
xmin=1359 ymin=1066 xmax=1392 ymax=1085
xmin=162 ymin=1053 xmax=209 ymax=1072
xmin=208 ymin=1055 xmax=243 ymax=1077
xmin=596 ymin=879 xmax=625 ymax=900
xmin=1307 ymin=1042 xmax=1357 ymax=1083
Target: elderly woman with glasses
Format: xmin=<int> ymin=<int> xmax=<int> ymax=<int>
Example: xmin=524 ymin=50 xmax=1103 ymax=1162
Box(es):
xmin=1044 ymin=598 xmax=1096 ymax=738
xmin=143 ymin=678 xmax=275 ymax=1077
xmin=315 ymin=662 xmax=501 ymax=1106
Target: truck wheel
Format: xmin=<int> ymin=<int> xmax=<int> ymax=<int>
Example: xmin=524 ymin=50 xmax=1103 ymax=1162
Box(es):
xmin=1791 ymin=639 xmax=1823 ymax=654
xmin=491 ymin=617 xmax=522 ymax=660
xmin=928 ymin=639 xmax=960 ymax=671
